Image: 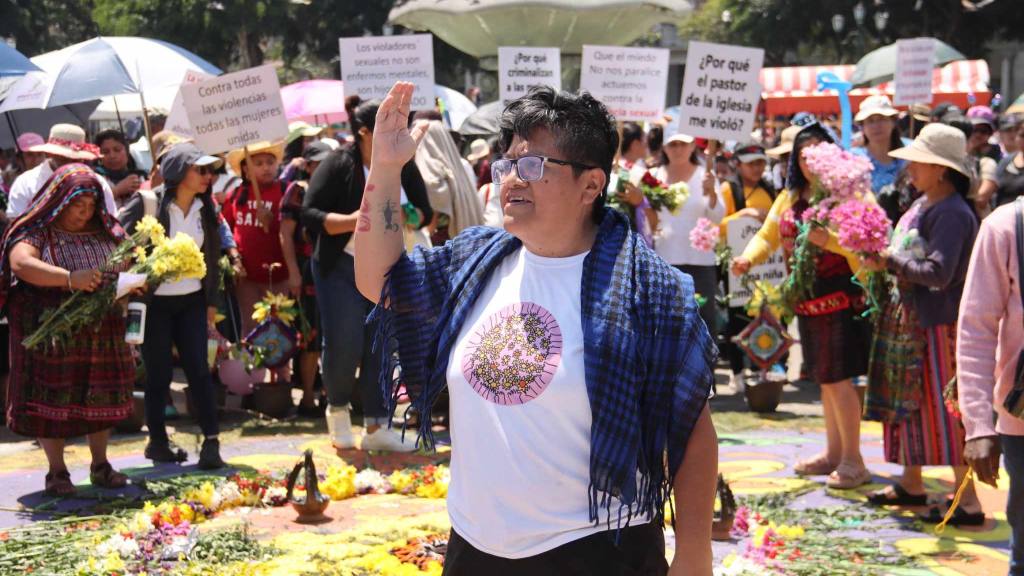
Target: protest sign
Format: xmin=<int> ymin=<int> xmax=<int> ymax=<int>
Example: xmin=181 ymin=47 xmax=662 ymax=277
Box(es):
xmin=165 ymin=70 xmax=213 ymax=138
xmin=580 ymin=45 xmax=669 ymax=122
xmin=678 ymin=41 xmax=764 ymax=142
xmin=339 ymin=34 xmax=435 ymax=110
xmin=498 ymin=47 xmax=561 ymax=107
xmin=893 ymin=38 xmax=936 ymax=106
xmin=180 ymin=64 xmax=287 ymax=154
xmin=726 ymin=216 xmax=786 ymax=307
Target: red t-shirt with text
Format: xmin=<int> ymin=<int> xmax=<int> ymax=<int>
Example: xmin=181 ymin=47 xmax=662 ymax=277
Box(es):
xmin=222 ymin=181 xmax=287 ymax=284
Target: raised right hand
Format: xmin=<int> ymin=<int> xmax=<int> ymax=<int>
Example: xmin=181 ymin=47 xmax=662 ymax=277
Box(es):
xmin=731 ymin=257 xmax=752 ymax=276
xmin=371 ymin=82 xmax=429 ymax=169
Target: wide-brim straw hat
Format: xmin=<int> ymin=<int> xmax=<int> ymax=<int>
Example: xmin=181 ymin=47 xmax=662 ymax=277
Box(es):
xmin=767 ymin=125 xmax=802 ymax=159
xmin=889 ymin=123 xmax=970 ymax=177
xmin=28 ymin=123 xmax=99 ymax=161
xmin=466 ymin=138 xmax=490 ymax=162
xmin=227 ymin=141 xmax=285 ymax=177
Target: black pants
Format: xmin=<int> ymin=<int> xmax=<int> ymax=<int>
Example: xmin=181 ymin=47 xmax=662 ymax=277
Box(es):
xmin=142 ymin=291 xmax=219 ymax=443
xmin=442 ymin=522 xmax=668 ymax=576
xmin=725 ymin=306 xmax=751 ymax=375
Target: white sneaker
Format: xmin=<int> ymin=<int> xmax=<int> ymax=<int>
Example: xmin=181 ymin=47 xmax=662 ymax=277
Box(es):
xmin=325 ymin=404 xmax=356 ymax=449
xmin=730 ymin=372 xmax=747 ymax=393
xmin=361 ymin=427 xmax=418 ymax=453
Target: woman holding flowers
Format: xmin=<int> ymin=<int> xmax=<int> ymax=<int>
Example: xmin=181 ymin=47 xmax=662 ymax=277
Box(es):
xmin=862 ymin=123 xmax=984 ymax=525
xmin=731 ymin=123 xmax=872 ymax=489
xmin=120 ymin=142 xmax=225 ymax=470
xmin=1 ymin=163 xmax=134 ymax=496
xmin=653 ymin=132 xmax=723 ymax=336
xmin=721 ymin=142 xmax=777 ymax=389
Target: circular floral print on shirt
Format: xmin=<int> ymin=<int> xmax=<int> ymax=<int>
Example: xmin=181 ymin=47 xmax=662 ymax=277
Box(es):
xmin=461 ymin=302 xmax=562 ymax=405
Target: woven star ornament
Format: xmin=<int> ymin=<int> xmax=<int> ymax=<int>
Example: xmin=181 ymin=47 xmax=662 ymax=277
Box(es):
xmin=733 ymin=304 xmax=795 ymax=372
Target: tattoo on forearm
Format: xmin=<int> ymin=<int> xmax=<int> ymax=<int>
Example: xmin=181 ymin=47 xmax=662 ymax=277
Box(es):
xmin=382 ymin=199 xmax=400 ymax=233
xmin=356 ymin=195 xmax=372 ymax=233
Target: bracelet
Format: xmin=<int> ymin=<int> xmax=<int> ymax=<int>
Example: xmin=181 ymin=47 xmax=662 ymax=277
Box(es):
xmin=65 ymin=270 xmax=73 ymax=291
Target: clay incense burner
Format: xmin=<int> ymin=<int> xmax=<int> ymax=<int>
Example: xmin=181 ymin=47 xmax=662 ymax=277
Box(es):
xmin=286 ymin=449 xmax=331 ymax=523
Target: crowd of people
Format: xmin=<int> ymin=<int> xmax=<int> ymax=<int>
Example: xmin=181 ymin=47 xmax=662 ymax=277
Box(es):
xmin=0 ymin=81 xmax=1021 ymax=573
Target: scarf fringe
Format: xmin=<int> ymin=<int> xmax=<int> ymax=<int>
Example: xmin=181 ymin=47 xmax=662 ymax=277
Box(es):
xmin=370 ymin=271 xmax=439 ymax=452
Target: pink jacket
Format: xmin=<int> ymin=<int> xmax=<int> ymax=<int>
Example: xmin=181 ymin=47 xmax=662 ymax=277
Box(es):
xmin=957 ymin=202 xmax=1024 ymax=439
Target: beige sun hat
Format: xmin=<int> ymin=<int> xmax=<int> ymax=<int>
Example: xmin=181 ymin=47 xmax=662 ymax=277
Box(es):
xmin=767 ymin=125 xmax=802 ymax=159
xmin=854 ymin=95 xmax=900 ymax=123
xmin=466 ymin=138 xmax=490 ymax=162
xmin=27 ymin=123 xmax=99 ymax=161
xmin=888 ymin=123 xmax=970 ymax=177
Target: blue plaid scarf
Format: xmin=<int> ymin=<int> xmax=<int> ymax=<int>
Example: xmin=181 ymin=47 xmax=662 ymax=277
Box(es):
xmin=373 ymin=207 xmax=716 ymax=527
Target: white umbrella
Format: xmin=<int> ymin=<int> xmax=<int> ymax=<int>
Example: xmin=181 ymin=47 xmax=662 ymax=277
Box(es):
xmin=436 ymin=85 xmax=477 ymax=131
xmin=2 ymin=36 xmax=221 ymax=110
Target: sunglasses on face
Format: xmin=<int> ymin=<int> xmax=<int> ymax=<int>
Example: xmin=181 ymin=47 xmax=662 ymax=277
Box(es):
xmin=193 ymin=165 xmax=214 ymax=176
xmin=491 ymin=154 xmax=598 ymax=184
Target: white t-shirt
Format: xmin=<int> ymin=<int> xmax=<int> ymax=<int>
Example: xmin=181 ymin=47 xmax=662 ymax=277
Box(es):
xmin=446 ymin=246 xmax=606 ymax=558
xmin=654 ymin=165 xmax=725 ymax=266
xmin=7 ymin=161 xmax=118 ymax=219
xmin=155 ymin=198 xmax=204 ymax=296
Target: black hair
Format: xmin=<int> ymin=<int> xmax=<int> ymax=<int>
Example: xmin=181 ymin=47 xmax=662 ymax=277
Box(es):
xmin=498 ymin=86 xmax=618 ymax=224
xmin=862 ymin=120 xmax=904 ymax=152
xmin=620 ymin=121 xmax=644 ymax=156
xmin=787 ymin=125 xmax=834 ymax=192
xmin=658 ymin=142 xmax=702 ymax=168
xmin=93 ymin=129 xmax=138 ymax=171
xmin=945 ymin=116 xmax=974 ymax=140
xmin=646 ymin=125 xmax=664 ymax=157
xmin=284 ymin=137 xmax=304 ymax=162
xmin=413 ymin=109 xmax=443 ymax=122
xmin=947 ymin=168 xmax=979 ymax=221
xmin=345 ymin=95 xmax=380 ymax=137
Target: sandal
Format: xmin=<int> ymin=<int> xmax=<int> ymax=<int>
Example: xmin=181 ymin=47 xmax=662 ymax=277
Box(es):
xmin=794 ymin=454 xmax=836 ymax=476
xmin=44 ymin=470 xmax=77 ymax=497
xmin=89 ymin=461 xmax=128 ymax=489
xmin=866 ymin=483 xmax=927 ymax=506
xmin=826 ymin=464 xmax=872 ymax=489
xmin=919 ymin=504 xmax=986 ymax=527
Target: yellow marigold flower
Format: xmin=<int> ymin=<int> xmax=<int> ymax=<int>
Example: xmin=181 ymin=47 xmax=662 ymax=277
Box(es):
xmin=135 ymin=215 xmax=166 ymax=245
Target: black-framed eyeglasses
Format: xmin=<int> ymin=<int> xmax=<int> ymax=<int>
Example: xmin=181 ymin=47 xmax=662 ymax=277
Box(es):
xmin=491 ymin=155 xmax=599 ymax=184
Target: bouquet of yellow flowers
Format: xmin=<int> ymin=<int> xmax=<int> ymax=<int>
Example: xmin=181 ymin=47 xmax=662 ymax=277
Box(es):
xmin=23 ymin=216 xmax=206 ymax=350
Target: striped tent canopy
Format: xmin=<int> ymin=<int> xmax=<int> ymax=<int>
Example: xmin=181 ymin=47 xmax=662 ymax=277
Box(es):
xmin=759 ymin=59 xmax=991 ymax=117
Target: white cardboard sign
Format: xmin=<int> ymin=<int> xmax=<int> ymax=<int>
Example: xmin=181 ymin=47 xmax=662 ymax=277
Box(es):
xmin=181 ymin=64 xmax=288 ymax=154
xmin=164 ymin=70 xmax=213 ymax=139
xmin=339 ymin=34 xmax=435 ymax=110
xmin=678 ymin=41 xmax=764 ymax=141
xmin=498 ymin=47 xmax=561 ymax=107
xmin=580 ymin=45 xmax=670 ymax=122
xmin=893 ymin=38 xmax=936 ymax=106
xmin=726 ymin=216 xmax=786 ymax=307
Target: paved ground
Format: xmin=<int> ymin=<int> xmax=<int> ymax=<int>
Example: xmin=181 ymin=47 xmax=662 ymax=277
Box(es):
xmin=0 ymin=365 xmax=1011 ymax=573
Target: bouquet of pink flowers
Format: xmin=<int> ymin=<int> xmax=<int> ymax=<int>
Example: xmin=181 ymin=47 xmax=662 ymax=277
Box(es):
xmin=782 ymin=142 xmax=891 ymax=315
xmin=689 ymin=217 xmax=720 ymax=252
xmin=828 ymin=200 xmax=891 ymax=255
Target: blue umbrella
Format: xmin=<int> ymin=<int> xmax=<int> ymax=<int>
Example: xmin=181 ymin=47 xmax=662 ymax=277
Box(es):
xmin=9 ymin=36 xmax=221 ymax=109
xmin=0 ymin=43 xmax=41 ymax=77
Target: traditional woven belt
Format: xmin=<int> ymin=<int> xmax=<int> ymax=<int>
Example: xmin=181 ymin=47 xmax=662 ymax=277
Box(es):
xmin=794 ymin=291 xmax=861 ymax=317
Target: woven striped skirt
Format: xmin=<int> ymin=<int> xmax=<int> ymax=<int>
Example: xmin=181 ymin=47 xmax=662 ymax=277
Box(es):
xmin=882 ymin=323 xmax=965 ymax=467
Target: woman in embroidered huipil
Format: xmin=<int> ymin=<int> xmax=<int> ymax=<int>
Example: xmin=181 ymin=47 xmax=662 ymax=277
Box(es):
xmin=732 ymin=123 xmax=871 ymax=490
xmin=862 ymin=123 xmax=984 ymax=525
xmin=1 ymin=163 xmax=134 ymax=497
